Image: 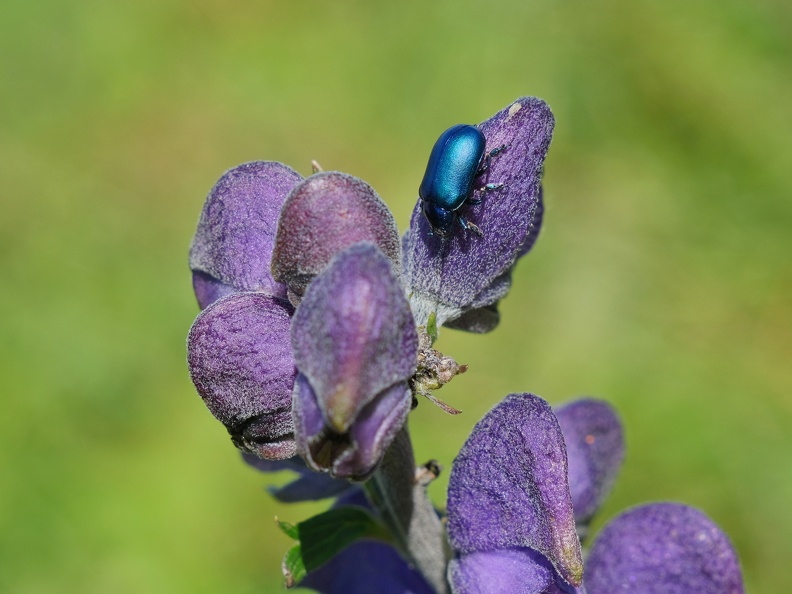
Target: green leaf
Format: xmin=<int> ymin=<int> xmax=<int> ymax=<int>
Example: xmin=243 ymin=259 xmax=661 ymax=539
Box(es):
xmin=426 ymin=311 xmax=438 ymax=344
xmin=282 ymin=543 xmax=306 ymax=588
xmin=276 ymin=517 xmax=299 ymax=540
xmin=279 ymin=505 xmax=394 ymax=587
xmin=298 ymin=506 xmax=392 ymax=571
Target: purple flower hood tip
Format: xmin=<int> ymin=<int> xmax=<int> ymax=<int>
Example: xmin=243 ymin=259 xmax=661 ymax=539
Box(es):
xmin=190 ymin=161 xmax=303 ymax=308
xmin=290 ymin=243 xmax=418 ymax=479
xmin=403 ymin=98 xmax=554 ymax=330
xmin=447 ymin=393 xmax=583 ymax=588
xmin=585 ymin=502 xmax=745 ymax=594
xmin=554 ymin=398 xmax=624 ymax=527
xmin=187 ymin=292 xmax=296 ymax=460
xmin=272 ymin=172 xmax=402 ymax=306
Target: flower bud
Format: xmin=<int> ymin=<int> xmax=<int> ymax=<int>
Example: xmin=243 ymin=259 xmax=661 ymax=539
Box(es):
xmin=555 ymin=398 xmax=624 ymax=530
xmin=446 ymin=393 xmax=583 ymax=587
xmin=187 ymin=292 xmax=296 ymax=459
xmin=585 ymin=503 xmax=745 ymax=594
xmin=403 ymin=98 xmax=554 ymax=331
xmin=190 ymin=161 xmax=303 ymax=308
xmin=272 ymin=172 xmax=402 ymax=306
xmin=290 ymin=243 xmax=418 ymax=479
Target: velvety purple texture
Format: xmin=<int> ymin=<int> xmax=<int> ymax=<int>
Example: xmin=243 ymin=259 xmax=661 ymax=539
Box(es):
xmin=585 ymin=503 xmax=745 ymax=594
xmin=291 ymin=243 xmax=417 ymax=433
xmin=189 ymin=161 xmax=303 ymax=308
xmin=334 ymin=381 xmax=412 ymax=479
xmin=449 ymin=548 xmax=579 ymax=594
xmin=292 ymin=374 xmax=411 ymax=480
xmin=443 ymin=187 xmax=544 ymax=334
xmin=272 ymin=172 xmax=402 ymax=305
xmin=191 ymin=270 xmax=237 ymax=311
xmin=403 ymin=98 xmax=554 ymax=328
xmin=187 ymin=292 xmax=297 ymax=460
xmin=290 ymin=243 xmax=418 ymax=479
xmin=517 ymin=186 xmax=544 ymax=259
xmin=446 ymin=393 xmax=583 ymax=587
xmin=241 ymin=453 xmax=353 ymax=502
xmin=554 ymin=399 xmax=624 ymax=527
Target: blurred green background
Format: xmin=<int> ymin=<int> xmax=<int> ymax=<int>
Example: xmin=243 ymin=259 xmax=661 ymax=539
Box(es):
xmin=1 ymin=0 xmax=790 ymax=591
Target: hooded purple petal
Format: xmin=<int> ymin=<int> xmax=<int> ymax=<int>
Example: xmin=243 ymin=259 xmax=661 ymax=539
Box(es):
xmin=241 ymin=453 xmax=353 ymax=502
xmin=441 ymin=188 xmax=544 ymax=333
xmin=331 ymin=381 xmax=412 ymax=479
xmin=442 ymin=304 xmax=501 ymax=334
xmin=291 ymin=243 xmax=417 ymax=433
xmin=403 ymin=98 xmax=554 ymax=328
xmin=517 ymin=186 xmax=544 ymax=259
xmin=290 ymin=243 xmax=418 ymax=479
xmin=554 ymin=399 xmax=624 ymax=528
xmin=298 ymin=539 xmax=436 ymax=594
xmin=585 ymin=503 xmax=744 ymax=594
xmin=446 ymin=393 xmax=583 ymax=587
xmin=187 ymin=292 xmax=296 ymax=459
xmin=272 ymin=172 xmax=402 ymax=305
xmin=449 ymin=548 xmax=579 ymax=594
xmin=189 ymin=161 xmax=303 ymax=308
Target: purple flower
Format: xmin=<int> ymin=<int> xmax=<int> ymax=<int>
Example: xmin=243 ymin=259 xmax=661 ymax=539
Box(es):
xmin=187 ymin=292 xmax=296 ymax=460
xmin=187 ymin=99 xmax=557 ymax=466
xmin=445 ymin=394 xmax=745 ymax=594
xmin=585 ymin=503 xmax=745 ymax=594
xmin=189 ymin=161 xmax=303 ymax=308
xmin=403 ymin=98 xmax=554 ymax=333
xmin=446 ymin=394 xmax=584 ymax=591
xmin=554 ymin=399 xmax=624 ymax=532
xmin=272 ymin=171 xmax=402 ymax=306
xmin=187 ymin=163 xmax=410 ymax=473
xmin=290 ymin=242 xmax=418 ymax=480
xmin=185 ymin=100 xmax=748 ymax=594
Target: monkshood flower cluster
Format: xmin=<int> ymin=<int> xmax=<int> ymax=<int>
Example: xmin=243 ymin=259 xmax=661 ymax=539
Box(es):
xmin=186 ymin=98 xmax=745 ymax=593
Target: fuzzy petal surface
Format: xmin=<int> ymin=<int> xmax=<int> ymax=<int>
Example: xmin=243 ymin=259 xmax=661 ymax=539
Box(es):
xmin=291 ymin=363 xmax=412 ymax=480
xmin=189 ymin=161 xmax=302 ymax=307
xmin=187 ymin=292 xmax=296 ymax=459
xmin=585 ymin=503 xmax=744 ymax=594
xmin=331 ymin=381 xmax=412 ymax=480
xmin=291 ymin=243 xmax=417 ymax=433
xmin=554 ymin=399 xmax=624 ymax=527
xmin=272 ymin=172 xmax=402 ymax=305
xmin=449 ymin=548 xmax=580 ymax=594
xmin=447 ymin=393 xmax=583 ymax=587
xmin=403 ymin=98 xmax=554 ymax=327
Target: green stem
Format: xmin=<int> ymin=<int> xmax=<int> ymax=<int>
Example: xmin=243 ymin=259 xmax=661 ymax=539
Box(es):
xmin=364 ymin=425 xmax=450 ymax=594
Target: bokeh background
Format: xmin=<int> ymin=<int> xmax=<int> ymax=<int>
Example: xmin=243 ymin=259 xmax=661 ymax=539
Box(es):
xmin=2 ymin=0 xmax=791 ymax=592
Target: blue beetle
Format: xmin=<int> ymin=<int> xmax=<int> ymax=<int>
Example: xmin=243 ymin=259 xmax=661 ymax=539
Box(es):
xmin=419 ymin=124 xmax=504 ymax=237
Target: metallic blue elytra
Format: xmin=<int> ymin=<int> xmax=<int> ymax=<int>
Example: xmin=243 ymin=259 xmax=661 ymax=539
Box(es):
xmin=419 ymin=124 xmax=502 ymax=237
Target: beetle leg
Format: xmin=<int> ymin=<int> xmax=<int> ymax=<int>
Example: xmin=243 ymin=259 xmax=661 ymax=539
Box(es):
xmin=457 ymin=215 xmax=483 ymax=237
xmin=488 ymin=144 xmax=507 ymax=158
xmin=476 ymin=144 xmax=507 ymax=176
xmin=473 ymin=182 xmax=505 ymax=194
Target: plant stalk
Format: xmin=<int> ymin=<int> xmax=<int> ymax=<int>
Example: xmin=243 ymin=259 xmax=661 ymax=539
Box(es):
xmin=365 ymin=425 xmax=450 ymax=594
